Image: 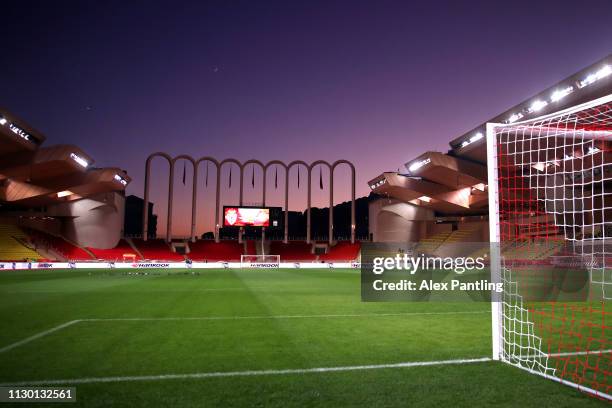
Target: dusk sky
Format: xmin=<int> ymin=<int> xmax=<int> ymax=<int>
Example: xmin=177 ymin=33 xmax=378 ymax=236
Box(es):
xmin=2 ymin=0 xmax=612 ymax=236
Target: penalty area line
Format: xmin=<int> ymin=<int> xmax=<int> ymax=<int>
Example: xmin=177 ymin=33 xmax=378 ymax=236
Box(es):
xmin=0 ymin=357 xmax=492 ymax=386
xmin=82 ymin=310 xmax=490 ymax=322
xmin=0 ymin=320 xmax=81 ymax=354
xmin=0 ymin=311 xmax=489 ymax=354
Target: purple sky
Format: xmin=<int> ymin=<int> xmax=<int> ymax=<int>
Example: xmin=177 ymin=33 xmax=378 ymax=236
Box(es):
xmin=2 ymin=1 xmax=612 ymax=236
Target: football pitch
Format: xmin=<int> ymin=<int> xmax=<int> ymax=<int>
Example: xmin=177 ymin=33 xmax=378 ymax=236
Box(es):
xmin=0 ymin=268 xmax=605 ymax=407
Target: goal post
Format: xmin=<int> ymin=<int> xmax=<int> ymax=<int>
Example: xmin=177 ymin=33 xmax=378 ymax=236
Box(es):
xmin=240 ymin=254 xmax=281 ymax=268
xmin=487 ymin=94 xmax=612 ymax=400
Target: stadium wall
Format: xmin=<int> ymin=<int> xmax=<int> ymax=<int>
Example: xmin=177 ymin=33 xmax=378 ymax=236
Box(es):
xmin=368 ymin=198 xmax=434 ymax=242
xmin=0 ymin=261 xmax=360 ymax=270
xmin=46 ymin=191 xmax=125 ymax=249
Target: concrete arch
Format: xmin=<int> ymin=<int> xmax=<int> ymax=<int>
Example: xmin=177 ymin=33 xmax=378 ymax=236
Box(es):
xmin=332 ymin=160 xmax=356 ymax=244
xmin=143 ymin=152 xmax=173 ymax=241
xmin=262 ymin=160 xmax=289 ymax=242
xmin=217 ymin=158 xmax=243 ymax=241
xmin=286 ymin=160 xmax=309 ymax=242
xmin=242 ymin=159 xmax=266 ymax=205
xmin=219 ymin=157 xmax=243 ymax=205
xmin=195 ymin=157 xmax=220 ymax=242
xmin=168 ymin=155 xmax=196 ymax=242
xmin=308 ymin=161 xmax=333 ymax=244
xmin=143 ymin=155 xmax=355 ymax=245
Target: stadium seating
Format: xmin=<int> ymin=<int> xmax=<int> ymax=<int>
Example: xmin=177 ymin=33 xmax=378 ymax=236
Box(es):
xmin=244 ymin=240 xmax=257 ymax=256
xmin=444 ymin=226 xmax=480 ymax=243
xmin=0 ymin=224 xmax=41 ymax=261
xmin=132 ymin=239 xmax=185 ymax=261
xmin=269 ymin=241 xmax=316 ymax=261
xmin=415 ymin=231 xmax=452 ymax=254
xmin=87 ymin=239 xmax=141 ymax=261
xmin=502 ymin=240 xmax=564 ymax=261
xmin=319 ymin=241 xmax=361 ymax=261
xmin=27 ymin=229 xmax=93 ymax=261
xmin=188 ymin=240 xmax=243 ymax=261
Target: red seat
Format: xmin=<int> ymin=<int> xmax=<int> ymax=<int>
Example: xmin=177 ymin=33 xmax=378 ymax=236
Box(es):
xmin=269 ymin=241 xmax=316 ymax=261
xmin=87 ymin=240 xmax=140 ymax=261
xmin=319 ymin=241 xmax=361 ymax=261
xmin=132 ymin=239 xmax=185 ymax=261
xmin=28 ymin=230 xmax=93 ymax=261
xmin=188 ymin=241 xmax=243 ymax=261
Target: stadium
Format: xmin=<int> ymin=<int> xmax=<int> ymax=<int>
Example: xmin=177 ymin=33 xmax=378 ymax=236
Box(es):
xmin=1 ymin=52 xmax=610 ymax=405
xmin=1 ymin=0 xmax=611 ymax=402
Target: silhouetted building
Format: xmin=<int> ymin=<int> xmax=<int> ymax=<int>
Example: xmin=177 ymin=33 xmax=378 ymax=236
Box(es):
xmin=124 ymin=195 xmax=157 ymax=238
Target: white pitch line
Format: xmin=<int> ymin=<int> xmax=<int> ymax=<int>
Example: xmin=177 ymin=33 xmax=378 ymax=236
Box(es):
xmin=82 ymin=310 xmax=489 ymax=322
xmin=0 ymin=320 xmax=81 ymax=354
xmin=548 ymin=348 xmax=612 ymax=358
xmin=0 ymin=357 xmax=492 ymax=386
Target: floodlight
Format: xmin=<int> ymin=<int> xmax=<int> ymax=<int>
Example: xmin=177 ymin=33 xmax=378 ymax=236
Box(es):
xmin=70 ymin=153 xmax=88 ymax=168
xmin=507 ymin=112 xmax=524 ymax=123
xmin=408 ymin=158 xmax=430 ymax=172
xmin=529 ymin=100 xmax=548 ymax=112
xmin=550 ymin=86 xmax=573 ymax=102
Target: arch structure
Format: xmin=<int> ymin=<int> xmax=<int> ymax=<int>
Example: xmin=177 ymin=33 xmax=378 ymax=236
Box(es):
xmin=143 ymin=154 xmax=356 ymax=245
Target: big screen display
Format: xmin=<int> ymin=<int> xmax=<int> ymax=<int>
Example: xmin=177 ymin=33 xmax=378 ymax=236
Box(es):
xmin=223 ymin=207 xmax=270 ymax=227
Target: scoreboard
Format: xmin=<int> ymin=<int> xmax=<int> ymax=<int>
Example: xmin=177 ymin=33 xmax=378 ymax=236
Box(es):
xmin=223 ymin=206 xmax=283 ymax=229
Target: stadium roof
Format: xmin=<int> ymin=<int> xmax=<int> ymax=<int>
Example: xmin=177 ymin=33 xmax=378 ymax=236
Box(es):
xmin=0 ymin=109 xmax=130 ymax=208
xmin=369 ymin=54 xmax=612 ymax=215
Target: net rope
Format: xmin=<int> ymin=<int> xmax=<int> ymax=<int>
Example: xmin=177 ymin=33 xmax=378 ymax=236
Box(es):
xmin=492 ymin=95 xmax=612 ymax=398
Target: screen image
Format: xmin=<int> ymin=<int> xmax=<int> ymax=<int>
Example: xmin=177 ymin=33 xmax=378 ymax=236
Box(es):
xmin=223 ymin=207 xmax=270 ymax=227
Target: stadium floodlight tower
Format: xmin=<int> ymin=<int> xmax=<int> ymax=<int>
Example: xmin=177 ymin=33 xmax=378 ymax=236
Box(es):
xmin=487 ymin=93 xmax=612 ymax=400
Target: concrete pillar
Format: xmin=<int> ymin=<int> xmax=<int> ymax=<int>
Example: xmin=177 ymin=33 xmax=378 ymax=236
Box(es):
xmin=306 ymin=169 xmax=312 ymax=244
xmin=190 ymin=163 xmax=198 ymax=243
xmin=143 ymin=160 xmax=151 ymax=241
xmin=166 ymin=164 xmax=174 ymax=242
xmin=143 ymin=153 xmax=172 ymax=241
xmin=329 ymin=171 xmax=334 ymax=245
xmin=351 ymin=169 xmax=356 ymax=244
xmin=284 ymin=173 xmax=289 ymax=243
xmin=214 ymin=169 xmax=221 ymax=243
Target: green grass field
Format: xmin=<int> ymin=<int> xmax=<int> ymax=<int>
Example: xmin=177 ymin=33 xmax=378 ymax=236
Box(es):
xmin=0 ymin=268 xmax=606 ymax=407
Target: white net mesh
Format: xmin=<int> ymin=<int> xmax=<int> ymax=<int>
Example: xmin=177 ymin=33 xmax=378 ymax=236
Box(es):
xmin=489 ymin=94 xmax=612 ymax=399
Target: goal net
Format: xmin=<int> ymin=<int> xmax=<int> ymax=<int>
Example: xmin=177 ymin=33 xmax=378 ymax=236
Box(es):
xmin=240 ymin=254 xmax=280 ymax=268
xmin=487 ymin=94 xmax=611 ymax=400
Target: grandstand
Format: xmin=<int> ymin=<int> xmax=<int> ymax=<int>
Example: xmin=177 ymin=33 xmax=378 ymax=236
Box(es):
xmin=364 ymin=55 xmax=612 ymax=399
xmin=319 ymin=241 xmax=361 ymax=261
xmin=28 ymin=229 xmax=94 ymax=261
xmin=368 ymin=54 xmax=611 ymax=257
xmin=269 ymin=241 xmax=317 ymax=261
xmin=0 ymin=223 xmax=40 ymax=261
xmin=188 ymin=240 xmax=243 ymax=262
xmin=0 ymin=106 xmax=362 ymax=264
xmin=131 ymin=239 xmax=185 ymax=261
xmin=0 ymin=106 xmax=131 ymax=261
xmin=0 ymin=56 xmax=609 ymax=269
xmin=0 ymin=46 xmax=609 ymax=407
xmin=87 ymin=239 xmax=139 ymax=262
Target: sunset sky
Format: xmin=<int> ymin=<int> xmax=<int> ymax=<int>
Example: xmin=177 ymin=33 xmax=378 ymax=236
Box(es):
xmin=2 ymin=0 xmax=611 ymax=236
